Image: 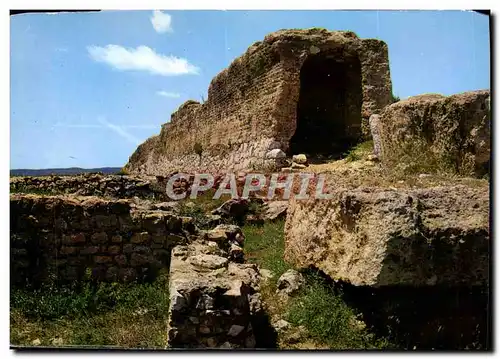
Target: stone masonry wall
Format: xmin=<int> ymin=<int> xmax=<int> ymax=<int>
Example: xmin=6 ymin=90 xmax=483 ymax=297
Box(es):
xmin=10 ymin=174 xmax=168 ymax=200
xmin=167 ymin=226 xmax=264 ymax=348
xmin=125 ymin=28 xmax=392 ymax=175
xmin=10 ymin=194 xmax=194 ymax=286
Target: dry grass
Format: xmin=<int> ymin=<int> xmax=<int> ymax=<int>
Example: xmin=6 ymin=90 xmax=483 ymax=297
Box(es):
xmin=293 ymin=141 xmax=488 ymax=193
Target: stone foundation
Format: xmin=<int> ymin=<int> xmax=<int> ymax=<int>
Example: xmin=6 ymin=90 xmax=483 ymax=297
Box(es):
xmin=167 ymin=238 xmax=263 ymax=348
xmin=10 ymin=174 xmax=168 ymax=200
xmin=10 ymin=194 xmax=194 ymax=285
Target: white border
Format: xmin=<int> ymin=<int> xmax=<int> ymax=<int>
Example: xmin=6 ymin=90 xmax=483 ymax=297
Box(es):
xmin=2 ymin=2 xmax=497 ymax=359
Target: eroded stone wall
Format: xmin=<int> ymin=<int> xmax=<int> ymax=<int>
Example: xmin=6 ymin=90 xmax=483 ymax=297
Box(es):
xmin=126 ymin=29 xmax=392 ymax=175
xmin=10 ymin=194 xmax=194 ymax=285
xmin=167 ymin=227 xmax=264 ymax=348
xmin=10 ymin=174 xmax=168 ymax=200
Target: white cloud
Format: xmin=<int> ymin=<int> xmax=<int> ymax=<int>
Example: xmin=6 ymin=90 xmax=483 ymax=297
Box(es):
xmin=156 ymin=91 xmax=181 ymax=98
xmin=151 ymin=10 xmax=173 ymax=33
xmin=87 ymin=45 xmax=199 ymax=76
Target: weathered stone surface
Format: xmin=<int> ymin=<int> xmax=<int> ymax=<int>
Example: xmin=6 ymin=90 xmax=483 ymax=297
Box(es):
xmin=188 ymin=254 xmax=228 ymax=270
xmin=375 ymin=90 xmax=490 ymax=177
xmin=291 ymin=162 xmax=307 ymax=170
xmin=368 ymin=114 xmax=382 ymax=157
xmin=212 ymin=199 xmax=249 ymax=220
xmin=284 ymin=185 xmax=489 ymax=287
xmin=292 ymin=154 xmax=308 ymax=165
xmin=125 ymin=29 xmax=392 ymax=175
xmin=262 ymin=201 xmax=288 ymax=221
xmin=10 ymin=173 xmax=167 ymax=200
xmin=167 ymin=240 xmax=262 ymax=349
xmin=276 ymin=269 xmax=305 ymax=297
xmin=10 ymin=193 xmax=189 ymax=285
xmin=266 ymin=149 xmax=286 ymax=159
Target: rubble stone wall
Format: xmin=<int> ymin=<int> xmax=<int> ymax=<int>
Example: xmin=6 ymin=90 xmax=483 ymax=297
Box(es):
xmin=10 ymin=174 xmax=168 ymax=200
xmin=10 ymin=194 xmax=193 ymax=285
xmin=167 ymin=236 xmax=263 ymax=348
xmin=125 ymin=29 xmax=392 ymax=175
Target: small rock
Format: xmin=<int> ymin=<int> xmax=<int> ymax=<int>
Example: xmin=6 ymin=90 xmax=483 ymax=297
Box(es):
xmin=51 ymin=337 xmax=64 ymax=346
xmin=199 ymin=325 xmax=211 ymax=334
xmin=245 ymin=335 xmax=257 ymax=348
xmin=292 ymin=154 xmax=308 ymax=164
xmin=273 ymin=319 xmax=291 ymax=332
xmin=32 ymin=338 xmax=41 ymax=346
xmin=266 ymin=149 xmax=286 ymax=159
xmin=206 ymin=337 xmax=217 ymax=347
xmin=367 ymin=154 xmax=379 ymax=162
xmin=419 ymin=173 xmax=431 ymax=178
xmin=220 ymin=341 xmax=234 ymax=349
xmin=170 ymin=291 xmax=187 ymax=311
xmin=152 ymin=201 xmax=179 ymax=211
xmin=259 ymin=268 xmax=274 ymax=281
xmin=263 ymin=201 xmax=288 ymax=221
xmin=188 ymin=254 xmax=228 ymax=269
xmin=227 ymin=324 xmax=246 ymax=337
xmin=276 ymin=269 xmax=305 ymax=297
xmin=229 ymin=243 xmax=244 ymax=262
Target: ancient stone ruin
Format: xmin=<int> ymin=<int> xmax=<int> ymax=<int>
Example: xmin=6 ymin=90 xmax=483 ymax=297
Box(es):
xmin=10 ymin=27 xmax=491 ymax=350
xmin=125 ymin=28 xmax=392 ymax=175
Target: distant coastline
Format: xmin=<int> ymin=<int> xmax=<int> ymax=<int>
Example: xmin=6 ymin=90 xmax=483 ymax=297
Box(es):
xmin=10 ymin=167 xmax=122 ymax=177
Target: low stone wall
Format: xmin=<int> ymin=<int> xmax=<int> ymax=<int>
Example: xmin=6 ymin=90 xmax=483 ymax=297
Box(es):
xmin=10 ymin=194 xmax=194 ymax=285
xmin=10 ymin=174 xmax=169 ymax=200
xmin=167 ymin=226 xmax=265 ymax=349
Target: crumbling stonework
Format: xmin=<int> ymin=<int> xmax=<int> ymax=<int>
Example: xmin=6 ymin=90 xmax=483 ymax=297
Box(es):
xmin=284 ymin=185 xmax=489 ymax=287
xmin=10 ymin=194 xmax=194 ymax=285
xmin=125 ymin=29 xmax=392 ymax=175
xmin=373 ymin=90 xmax=490 ymax=177
xmin=167 ymin=229 xmax=263 ymax=348
xmin=10 ymin=174 xmax=168 ymax=200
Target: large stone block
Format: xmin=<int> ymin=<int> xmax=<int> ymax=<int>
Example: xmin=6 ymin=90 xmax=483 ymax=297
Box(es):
xmin=375 ymin=90 xmax=490 ymax=177
xmin=284 ymin=185 xmax=489 ymax=287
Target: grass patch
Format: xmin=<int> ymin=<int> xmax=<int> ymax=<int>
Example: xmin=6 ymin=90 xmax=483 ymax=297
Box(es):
xmin=243 ymin=220 xmax=291 ymax=283
xmin=10 ymin=272 xmax=169 ymax=348
xmin=343 ymin=140 xmax=374 ymax=162
xmin=242 ymin=221 xmax=392 ymax=350
xmin=287 ymin=271 xmax=392 ymax=350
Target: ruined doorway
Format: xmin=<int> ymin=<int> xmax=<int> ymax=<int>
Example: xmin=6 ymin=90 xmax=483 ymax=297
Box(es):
xmin=289 ymin=54 xmax=362 ymax=159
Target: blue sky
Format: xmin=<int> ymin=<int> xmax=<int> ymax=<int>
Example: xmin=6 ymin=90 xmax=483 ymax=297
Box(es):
xmin=10 ymin=10 xmax=490 ymax=169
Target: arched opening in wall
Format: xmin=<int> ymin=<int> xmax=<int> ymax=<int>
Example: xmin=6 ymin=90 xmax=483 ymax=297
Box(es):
xmin=289 ymin=53 xmax=362 ymax=159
